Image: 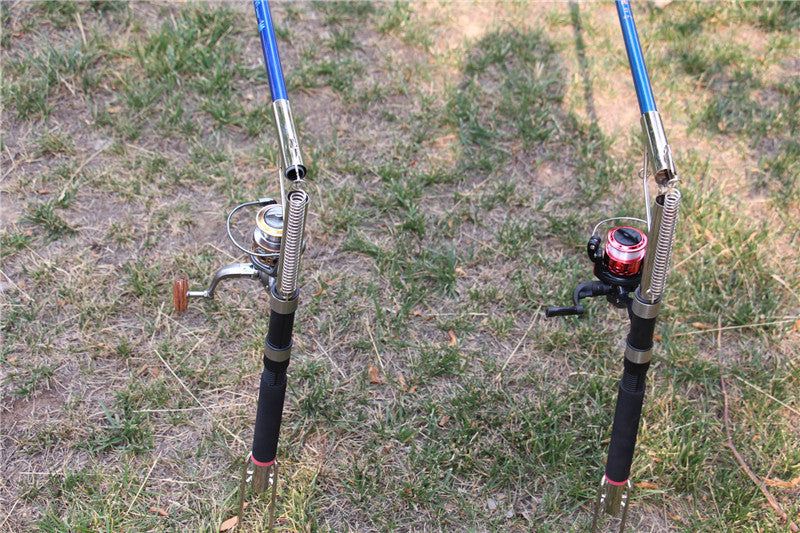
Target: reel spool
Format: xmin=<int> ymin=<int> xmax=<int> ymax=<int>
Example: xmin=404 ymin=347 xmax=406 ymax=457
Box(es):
xmin=252 ymin=204 xmax=284 ymax=271
xmin=603 ymin=226 xmax=647 ymax=277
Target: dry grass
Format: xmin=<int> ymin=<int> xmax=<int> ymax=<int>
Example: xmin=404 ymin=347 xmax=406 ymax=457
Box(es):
xmin=2 ymin=1 xmax=799 ymax=532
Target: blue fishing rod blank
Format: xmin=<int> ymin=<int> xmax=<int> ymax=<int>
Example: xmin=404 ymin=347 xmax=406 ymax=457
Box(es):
xmin=254 ymin=0 xmax=288 ymax=102
xmin=616 ymin=0 xmax=657 ymax=114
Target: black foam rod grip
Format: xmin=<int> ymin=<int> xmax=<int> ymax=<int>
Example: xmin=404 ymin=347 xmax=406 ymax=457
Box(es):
xmin=251 ymin=368 xmax=287 ymax=465
xmin=604 ymin=383 xmax=646 ymax=483
xmin=267 ymin=310 xmax=295 ymax=350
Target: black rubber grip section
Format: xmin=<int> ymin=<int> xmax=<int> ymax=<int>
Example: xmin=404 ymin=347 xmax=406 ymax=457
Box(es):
xmin=267 ymin=310 xmax=295 ymax=350
xmin=605 ymin=365 xmax=649 ymax=483
xmin=627 ymin=313 xmax=657 ymax=351
xmin=251 ymin=367 xmax=287 ymax=464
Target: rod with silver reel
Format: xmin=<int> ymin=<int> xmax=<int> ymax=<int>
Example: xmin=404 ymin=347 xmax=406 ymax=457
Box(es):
xmin=172 ymin=1 xmax=309 ymax=529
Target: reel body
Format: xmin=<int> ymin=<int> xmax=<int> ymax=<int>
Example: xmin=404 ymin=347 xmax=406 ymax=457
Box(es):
xmin=546 ymin=225 xmax=647 ymax=317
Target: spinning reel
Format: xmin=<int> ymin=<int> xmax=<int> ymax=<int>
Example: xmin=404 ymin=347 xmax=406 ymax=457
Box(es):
xmin=172 ymin=192 xmax=307 ymax=312
xmin=545 ymin=223 xmax=647 ymax=317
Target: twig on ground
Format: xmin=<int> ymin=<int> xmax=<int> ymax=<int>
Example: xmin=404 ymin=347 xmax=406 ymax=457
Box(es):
xmin=674 ymin=317 xmax=799 ymax=337
xmin=126 ymin=456 xmax=159 ymax=515
xmin=365 ymin=316 xmax=386 ymax=374
xmin=733 ymin=374 xmax=800 ymax=418
xmin=719 ymin=315 xmax=799 ymax=533
xmin=155 ymin=347 xmax=245 ymax=447
xmin=0 ymin=499 xmax=19 ymax=530
xmin=721 ymin=377 xmax=799 ymax=532
xmin=496 ymin=309 xmax=540 ymax=379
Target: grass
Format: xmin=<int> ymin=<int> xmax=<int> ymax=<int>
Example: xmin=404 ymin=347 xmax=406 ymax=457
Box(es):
xmin=2 ymin=1 xmax=799 ymax=532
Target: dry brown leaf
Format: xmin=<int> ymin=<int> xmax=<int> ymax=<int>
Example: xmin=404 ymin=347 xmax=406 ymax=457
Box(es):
xmin=438 ymin=415 xmax=451 ymax=427
xmin=635 ymin=481 xmax=659 ymax=489
xmin=368 ymin=365 xmax=382 ymax=384
xmin=691 ymin=322 xmax=713 ymax=330
xmin=220 ymin=516 xmax=238 ymax=531
xmin=36 ymin=189 xmax=51 ymax=194
xmin=149 ymin=506 xmax=168 ymax=517
xmin=448 ymin=330 xmax=457 ymax=347
xmin=397 ymin=373 xmax=407 ymax=391
xmin=654 ymin=333 xmax=663 ymax=342
xmin=408 ymin=385 xmax=418 ymax=394
xmin=455 ymin=267 xmax=467 ymax=277
xmin=312 ymin=287 xmax=326 ymax=297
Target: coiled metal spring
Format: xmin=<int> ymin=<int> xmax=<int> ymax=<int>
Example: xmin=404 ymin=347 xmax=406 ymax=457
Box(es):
xmin=646 ymin=187 xmax=680 ymax=301
xmin=276 ymin=188 xmax=309 ymax=300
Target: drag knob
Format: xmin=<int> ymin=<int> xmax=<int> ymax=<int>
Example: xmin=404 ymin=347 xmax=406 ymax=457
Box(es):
xmin=173 ymin=278 xmax=189 ymax=312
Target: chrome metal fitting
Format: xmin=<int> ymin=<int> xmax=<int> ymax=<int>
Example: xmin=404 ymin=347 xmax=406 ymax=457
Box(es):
xmin=591 ymin=476 xmax=631 ymax=533
xmin=187 ymin=263 xmax=260 ymax=300
xmin=265 ymin=343 xmax=291 ymax=363
xmin=641 ymin=111 xmax=675 ymax=186
xmin=624 ymin=344 xmax=653 ymax=364
xmin=252 ymin=463 xmax=270 ymax=494
xmin=273 ymin=99 xmax=305 ymax=181
xmin=269 ymin=290 xmax=298 ymax=314
xmin=631 ymin=292 xmax=661 ymax=319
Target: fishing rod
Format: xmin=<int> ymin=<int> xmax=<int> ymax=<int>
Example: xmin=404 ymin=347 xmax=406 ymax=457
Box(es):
xmin=545 ymin=0 xmax=681 ymax=530
xmin=173 ymin=0 xmax=309 ymax=528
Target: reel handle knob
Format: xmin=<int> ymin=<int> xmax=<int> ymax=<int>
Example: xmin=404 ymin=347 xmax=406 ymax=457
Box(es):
xmin=545 ymin=305 xmax=584 ymax=318
xmin=173 ymin=278 xmax=189 ymax=312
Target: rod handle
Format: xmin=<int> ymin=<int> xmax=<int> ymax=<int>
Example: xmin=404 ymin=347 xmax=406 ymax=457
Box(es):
xmin=251 ymin=367 xmax=287 ymax=466
xmin=605 ymin=371 xmax=647 ymax=484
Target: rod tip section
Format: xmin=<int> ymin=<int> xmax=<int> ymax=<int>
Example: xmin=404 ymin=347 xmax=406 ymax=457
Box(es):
xmin=173 ymin=278 xmax=189 ymax=312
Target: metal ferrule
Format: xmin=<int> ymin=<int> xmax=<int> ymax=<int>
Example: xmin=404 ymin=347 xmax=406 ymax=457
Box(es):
xmin=602 ymin=478 xmax=630 ymax=516
xmin=631 ymin=292 xmax=661 ymax=319
xmin=265 ymin=343 xmax=291 ymax=364
xmin=272 ymin=99 xmax=306 ymax=181
xmin=641 ymin=111 xmax=675 ymax=186
xmin=270 ymin=289 xmax=299 ymax=314
xmin=624 ymin=344 xmax=652 ymax=364
xmin=639 ymin=188 xmax=681 ymax=303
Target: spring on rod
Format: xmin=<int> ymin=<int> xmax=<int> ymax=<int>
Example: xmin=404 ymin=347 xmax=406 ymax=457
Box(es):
xmin=644 ymin=187 xmax=680 ymax=302
xmin=276 ymin=188 xmax=309 ymax=300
